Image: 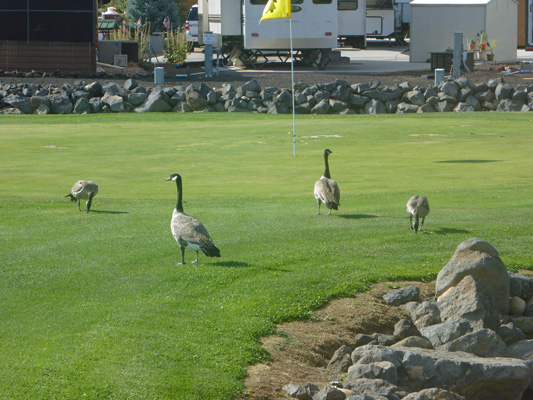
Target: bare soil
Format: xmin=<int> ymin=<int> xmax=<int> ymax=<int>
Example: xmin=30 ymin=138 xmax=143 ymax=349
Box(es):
xmin=237 ymin=280 xmax=436 ymax=400
xmin=1 ymin=59 xmax=531 ymax=91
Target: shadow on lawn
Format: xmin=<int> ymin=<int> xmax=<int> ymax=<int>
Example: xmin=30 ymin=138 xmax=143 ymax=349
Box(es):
xmin=433 ymin=227 xmax=470 ymax=235
xmin=435 ymin=160 xmax=502 ymax=164
xmin=214 ymin=261 xmax=250 ymax=268
xmin=91 ymin=210 xmax=129 ymax=214
xmin=338 ymin=214 xmax=378 ymax=220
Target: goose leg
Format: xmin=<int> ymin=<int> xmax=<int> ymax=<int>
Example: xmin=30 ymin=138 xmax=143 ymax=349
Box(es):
xmin=409 ymin=215 xmax=413 ymax=230
xmin=316 ymin=201 xmax=321 ymax=215
xmin=191 ymin=251 xmax=199 ymax=264
xmin=176 ymin=246 xmax=186 ymax=265
xmin=419 ymin=217 xmax=425 ymax=231
xmin=86 ymin=193 xmax=94 ymax=213
xmin=77 ymin=199 xmax=82 ymax=212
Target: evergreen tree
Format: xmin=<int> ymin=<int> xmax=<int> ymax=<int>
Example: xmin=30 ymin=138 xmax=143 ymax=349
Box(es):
xmin=127 ymin=0 xmax=180 ymax=32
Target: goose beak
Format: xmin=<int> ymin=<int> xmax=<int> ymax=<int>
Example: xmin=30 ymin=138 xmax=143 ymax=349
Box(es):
xmin=165 ymin=177 xmax=172 ymax=181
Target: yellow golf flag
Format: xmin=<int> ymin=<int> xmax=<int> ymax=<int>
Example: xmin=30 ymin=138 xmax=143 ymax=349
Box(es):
xmin=259 ymin=0 xmax=291 ymax=24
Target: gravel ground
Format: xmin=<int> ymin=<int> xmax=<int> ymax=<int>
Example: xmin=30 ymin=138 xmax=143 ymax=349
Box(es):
xmin=1 ymin=59 xmax=531 ymax=92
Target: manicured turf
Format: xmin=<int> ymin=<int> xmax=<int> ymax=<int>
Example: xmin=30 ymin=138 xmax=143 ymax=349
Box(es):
xmin=1 ymin=112 xmax=532 ymax=399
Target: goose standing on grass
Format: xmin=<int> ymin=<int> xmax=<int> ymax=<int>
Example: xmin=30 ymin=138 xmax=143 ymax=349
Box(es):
xmin=166 ymin=173 xmax=221 ymax=265
xmin=314 ymin=149 xmax=340 ymax=215
xmin=65 ymin=180 xmax=98 ymax=213
xmin=407 ymin=195 xmax=430 ymax=234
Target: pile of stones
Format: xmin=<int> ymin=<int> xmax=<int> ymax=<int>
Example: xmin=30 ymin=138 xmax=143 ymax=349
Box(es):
xmin=1 ymin=76 xmax=533 ymax=115
xmin=282 ymin=238 xmax=533 ymax=400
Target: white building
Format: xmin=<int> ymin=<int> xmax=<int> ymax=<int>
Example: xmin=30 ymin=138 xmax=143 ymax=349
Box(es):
xmin=410 ymin=0 xmax=518 ymax=63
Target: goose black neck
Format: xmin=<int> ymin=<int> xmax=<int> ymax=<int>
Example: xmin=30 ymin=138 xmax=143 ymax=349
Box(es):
xmin=323 ymin=151 xmax=331 ymax=179
xmin=175 ymin=175 xmax=184 ymax=212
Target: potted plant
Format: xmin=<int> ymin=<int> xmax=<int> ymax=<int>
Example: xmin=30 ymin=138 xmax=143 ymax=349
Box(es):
xmin=487 ymin=39 xmax=497 ymax=62
xmin=478 ymin=31 xmax=488 ymax=60
xmin=468 ymin=39 xmax=476 ymax=50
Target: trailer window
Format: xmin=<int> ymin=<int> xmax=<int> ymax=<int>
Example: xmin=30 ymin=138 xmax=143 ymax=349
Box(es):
xmin=338 ymin=0 xmax=358 ymax=10
xmin=313 ymin=0 xmax=332 ymax=3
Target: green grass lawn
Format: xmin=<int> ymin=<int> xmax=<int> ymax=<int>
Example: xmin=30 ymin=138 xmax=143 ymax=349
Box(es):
xmin=1 ymin=112 xmax=532 ymax=399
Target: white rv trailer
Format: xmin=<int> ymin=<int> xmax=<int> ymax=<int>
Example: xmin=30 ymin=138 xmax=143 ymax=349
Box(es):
xmin=366 ymin=0 xmax=412 ymax=43
xmin=337 ymin=0 xmax=367 ymax=48
xmin=198 ymin=0 xmax=338 ymax=68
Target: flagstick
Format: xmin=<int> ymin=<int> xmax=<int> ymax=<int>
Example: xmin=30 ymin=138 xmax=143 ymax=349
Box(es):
xmin=289 ymin=17 xmax=296 ymax=157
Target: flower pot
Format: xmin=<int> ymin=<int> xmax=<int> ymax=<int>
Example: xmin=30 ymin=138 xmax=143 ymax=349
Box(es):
xmin=481 ymin=43 xmax=487 ymax=51
xmin=469 ymin=43 xmax=476 ymax=50
xmin=487 ymin=53 xmax=494 ymax=61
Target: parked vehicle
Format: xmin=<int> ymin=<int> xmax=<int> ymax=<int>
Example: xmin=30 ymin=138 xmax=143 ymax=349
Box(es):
xmin=198 ymin=0 xmax=338 ymax=68
xmin=366 ymin=0 xmax=412 ymax=44
xmin=185 ymin=4 xmax=199 ymax=46
xmin=338 ymin=0 xmax=367 ymax=48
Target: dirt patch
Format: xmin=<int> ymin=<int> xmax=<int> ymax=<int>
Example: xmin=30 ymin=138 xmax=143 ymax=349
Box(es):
xmin=238 ymin=280 xmax=435 ymax=400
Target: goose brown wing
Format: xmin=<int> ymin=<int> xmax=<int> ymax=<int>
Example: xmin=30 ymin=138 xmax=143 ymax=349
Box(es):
xmin=171 ymin=213 xmax=216 ymax=249
xmin=315 ymin=178 xmax=339 ymax=206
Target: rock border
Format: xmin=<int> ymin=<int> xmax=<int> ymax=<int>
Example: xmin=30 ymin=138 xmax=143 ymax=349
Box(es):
xmin=1 ymin=76 xmax=532 ymax=115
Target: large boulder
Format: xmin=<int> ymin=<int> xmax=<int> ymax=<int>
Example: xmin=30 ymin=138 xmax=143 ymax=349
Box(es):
xmin=436 ymin=238 xmax=510 ymax=315
xmin=437 ymin=275 xmax=500 ymax=331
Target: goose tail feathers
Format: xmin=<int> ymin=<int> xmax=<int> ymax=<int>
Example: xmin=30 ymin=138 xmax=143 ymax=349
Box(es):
xmin=203 ymin=245 xmax=221 ymax=258
xmin=65 ymin=194 xmax=76 ymax=202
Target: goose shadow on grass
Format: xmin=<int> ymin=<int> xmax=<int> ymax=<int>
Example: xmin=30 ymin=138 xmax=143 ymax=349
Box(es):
xmin=435 ymin=160 xmax=502 ymax=164
xmin=433 ymin=227 xmax=470 ymax=235
xmin=337 ymin=214 xmax=378 ymax=220
xmin=90 ymin=210 xmax=129 ymax=214
xmin=213 ymin=261 xmax=250 ymax=268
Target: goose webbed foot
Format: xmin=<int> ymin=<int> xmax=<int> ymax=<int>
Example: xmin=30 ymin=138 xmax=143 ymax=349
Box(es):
xmin=191 ymin=251 xmax=199 ymax=264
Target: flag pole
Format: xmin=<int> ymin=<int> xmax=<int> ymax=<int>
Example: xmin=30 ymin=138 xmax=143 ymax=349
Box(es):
xmin=289 ymin=17 xmax=296 ymax=157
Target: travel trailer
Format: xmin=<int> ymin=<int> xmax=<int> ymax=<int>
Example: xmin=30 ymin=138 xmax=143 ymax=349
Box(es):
xmin=338 ymin=0 xmax=367 ymax=48
xmin=197 ymin=0 xmax=338 ymax=68
xmin=366 ymin=0 xmax=412 ymax=43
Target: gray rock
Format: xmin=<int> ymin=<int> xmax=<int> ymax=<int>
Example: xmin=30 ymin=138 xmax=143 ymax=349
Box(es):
xmin=363 ymin=89 xmax=400 ymax=102
xmin=435 ymin=101 xmax=453 ymax=112
xmin=314 ymin=90 xmax=331 ymax=102
xmin=405 ymin=90 xmax=426 ymax=106
xmin=488 ymin=77 xmax=504 ymax=89
xmin=419 ymin=320 xmax=472 ymax=348
xmin=498 ymin=322 xmax=527 ymax=345
xmin=102 ymin=94 xmax=124 ymax=112
xmin=435 ymin=238 xmax=510 ymax=315
xmin=347 ymin=361 xmax=398 ymax=385
xmin=344 ymin=378 xmax=408 ymax=400
xmin=509 ymin=317 xmax=533 ymax=335
xmin=392 ymin=336 xmax=433 ymax=350
xmin=50 ymin=95 xmax=73 ymax=114
xmin=400 ymin=301 xmax=441 ymax=329
xmin=418 ymin=103 xmax=436 ymax=113
xmin=328 ymin=345 xmax=353 ymax=372
xmin=395 ymin=346 xmax=530 ymax=399
xmin=314 ymin=385 xmax=346 ymax=400
xmin=453 ymin=103 xmax=476 ymax=112
xmin=33 ymin=103 xmax=50 ymax=114
xmin=73 ymin=98 xmax=92 ymax=114
xmin=464 ymin=95 xmax=480 ymax=110
xmin=84 ymin=81 xmax=102 ymax=97
xmin=3 ymin=94 xmax=33 ymax=114
xmin=185 ymin=89 xmax=208 ymax=111
xmin=351 ymin=345 xmax=403 ymax=368
xmin=402 ymin=388 xmax=466 ymax=400
xmin=383 ymin=286 xmax=420 ymax=306
xmin=437 ymin=276 xmax=500 ymax=331
xmin=136 ymin=88 xmax=172 ymax=112
xmin=364 ymin=99 xmax=386 ymax=114
xmin=349 ymin=94 xmax=370 ymax=108
xmin=331 ymin=86 xmax=352 ymax=102
xmin=441 ymin=328 xmax=508 ymax=357
xmin=439 ymin=81 xmax=459 ymax=98
xmin=128 ymin=92 xmax=149 ymax=106
xmin=475 ymin=90 xmax=495 ymax=102
xmin=330 ymin=99 xmax=349 ymax=113
xmin=394 ymin=319 xmax=421 ymax=340
xmin=123 ymin=79 xmax=138 ymax=91
xmin=268 ymin=102 xmax=289 ymax=114
xmin=30 ymin=95 xmax=51 ymax=110
xmin=312 ymin=99 xmax=330 ymax=114
xmin=454 ymin=77 xmax=472 ymax=89
xmin=397 ymin=103 xmax=419 ymax=113
xmin=497 ymin=99 xmax=525 ymax=112
xmin=495 ymin=83 xmax=513 ymax=100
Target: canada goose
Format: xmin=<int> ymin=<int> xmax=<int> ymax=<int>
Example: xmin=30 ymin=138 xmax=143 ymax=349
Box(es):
xmin=166 ymin=173 xmax=221 ymax=265
xmin=314 ymin=149 xmax=340 ymax=215
xmin=65 ymin=180 xmax=98 ymax=213
xmin=407 ymin=195 xmax=430 ymax=234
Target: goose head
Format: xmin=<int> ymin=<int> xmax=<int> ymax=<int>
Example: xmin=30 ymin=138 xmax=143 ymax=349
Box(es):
xmin=166 ymin=173 xmax=181 ymax=182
